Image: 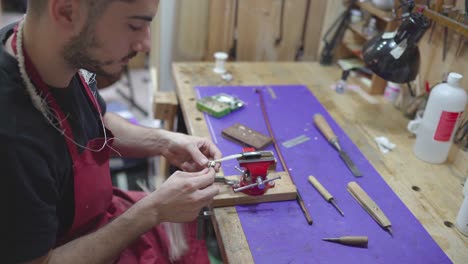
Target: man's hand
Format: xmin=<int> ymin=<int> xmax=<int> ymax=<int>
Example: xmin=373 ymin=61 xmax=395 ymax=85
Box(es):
xmin=103 ymin=113 xmax=222 ymax=169
xmin=161 ymin=132 xmax=222 ymax=172
xmin=139 ymin=168 xmax=219 ymax=224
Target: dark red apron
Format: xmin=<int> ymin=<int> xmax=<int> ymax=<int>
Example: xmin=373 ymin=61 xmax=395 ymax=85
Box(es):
xmin=12 ymin=25 xmax=209 ymax=264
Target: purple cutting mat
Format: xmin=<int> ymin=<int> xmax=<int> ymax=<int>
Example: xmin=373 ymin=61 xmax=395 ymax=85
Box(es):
xmin=195 ymin=85 xmax=450 ymax=264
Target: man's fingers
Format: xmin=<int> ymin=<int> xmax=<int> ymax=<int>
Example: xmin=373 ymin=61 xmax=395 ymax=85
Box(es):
xmin=195 ymin=170 xmax=216 ymax=188
xmin=181 ymin=161 xmax=205 ymax=172
xmin=189 ymin=140 xmax=223 ymax=168
xmin=195 ymin=185 xmax=220 ymax=204
xmin=207 ymin=145 xmax=222 ymax=162
xmin=186 ymin=144 xmax=209 ymax=167
xmin=184 ymin=168 xmax=216 ymax=189
xmin=183 ymin=167 xmax=212 ymax=177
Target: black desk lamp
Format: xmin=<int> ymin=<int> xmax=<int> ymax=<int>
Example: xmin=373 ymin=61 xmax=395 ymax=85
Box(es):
xmin=362 ymin=12 xmax=430 ymax=84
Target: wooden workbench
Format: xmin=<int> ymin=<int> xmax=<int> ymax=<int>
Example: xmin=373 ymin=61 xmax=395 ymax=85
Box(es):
xmin=172 ymin=62 xmax=468 ymax=264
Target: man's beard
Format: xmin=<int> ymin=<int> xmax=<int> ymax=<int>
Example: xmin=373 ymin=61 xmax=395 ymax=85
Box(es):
xmin=62 ymin=24 xmax=137 ymax=80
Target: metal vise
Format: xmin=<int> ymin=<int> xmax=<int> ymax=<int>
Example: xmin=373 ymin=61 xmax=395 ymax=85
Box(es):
xmin=232 ymin=148 xmax=280 ymax=196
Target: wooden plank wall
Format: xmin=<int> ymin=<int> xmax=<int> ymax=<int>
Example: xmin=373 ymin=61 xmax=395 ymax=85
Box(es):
xmin=171 ymin=0 xmax=330 ymax=62
xmin=302 ymin=0 xmax=328 ymax=61
xmin=173 ymin=0 xmax=211 ymax=61
xmin=305 ymin=0 xmax=345 ymax=61
xmin=206 ymin=0 xmax=237 ymax=59
xmin=418 ymin=23 xmax=468 ymax=92
xmin=236 ymin=0 xmax=308 ymax=61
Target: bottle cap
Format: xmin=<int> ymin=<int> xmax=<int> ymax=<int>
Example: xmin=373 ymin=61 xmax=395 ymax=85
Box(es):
xmin=351 ymin=9 xmax=362 ymax=16
xmin=214 ymin=52 xmax=228 ymax=60
xmin=447 ymin=72 xmax=463 ymax=86
xmin=387 ymin=81 xmax=401 ymax=89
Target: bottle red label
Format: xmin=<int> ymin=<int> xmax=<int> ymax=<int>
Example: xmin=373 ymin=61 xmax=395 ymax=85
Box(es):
xmin=433 ymin=111 xmax=463 ymax=141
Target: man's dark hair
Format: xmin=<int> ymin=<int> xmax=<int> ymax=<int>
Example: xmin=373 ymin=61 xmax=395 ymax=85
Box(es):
xmin=2 ymin=0 xmax=27 ymax=13
xmin=26 ymin=0 xmax=134 ymax=20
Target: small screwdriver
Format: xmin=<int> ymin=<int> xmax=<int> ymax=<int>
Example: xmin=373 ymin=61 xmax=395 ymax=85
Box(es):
xmin=322 ymin=236 xmax=368 ymax=248
xmin=308 ymin=176 xmax=344 ymax=216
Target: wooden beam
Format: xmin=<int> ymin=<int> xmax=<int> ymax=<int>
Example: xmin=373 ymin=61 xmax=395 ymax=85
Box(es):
xmin=302 ymin=0 xmax=328 ymax=61
xmin=153 ymin=91 xmax=179 ymax=177
xmin=422 ymin=6 xmax=468 ymax=37
xmin=206 ymin=0 xmax=237 ymax=60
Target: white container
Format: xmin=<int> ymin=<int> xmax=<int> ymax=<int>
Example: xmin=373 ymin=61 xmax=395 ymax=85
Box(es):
xmin=384 ymin=81 xmax=401 ymax=102
xmin=456 ymin=196 xmax=468 ymax=236
xmin=413 ymin=72 xmax=467 ymax=163
xmin=213 ymin=52 xmax=228 ymax=74
xmin=350 ymin=9 xmax=362 ymax=24
xmin=464 ymin=177 xmax=468 ymax=197
xmin=371 ymin=0 xmax=395 ymax=11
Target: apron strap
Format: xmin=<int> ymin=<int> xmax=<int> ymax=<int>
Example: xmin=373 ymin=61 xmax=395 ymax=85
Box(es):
xmin=11 ymin=22 xmax=105 ymax=158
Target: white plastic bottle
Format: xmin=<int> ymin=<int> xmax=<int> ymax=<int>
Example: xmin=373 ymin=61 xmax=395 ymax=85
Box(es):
xmin=413 ymin=72 xmax=467 ymax=163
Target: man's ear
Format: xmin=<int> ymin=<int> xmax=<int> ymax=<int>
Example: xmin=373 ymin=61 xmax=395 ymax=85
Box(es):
xmin=48 ymin=0 xmax=85 ymax=32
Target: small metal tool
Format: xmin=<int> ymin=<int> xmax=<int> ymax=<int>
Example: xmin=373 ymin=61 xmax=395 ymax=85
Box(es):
xmin=214 ymin=176 xmax=239 ymax=185
xmin=313 ymin=114 xmax=362 ymax=177
xmin=308 ymin=176 xmax=344 ymax=216
xmin=322 ymin=236 xmax=368 ymax=248
xmin=196 ymin=207 xmax=212 ymax=240
xmin=233 ymin=175 xmax=282 ymax=193
xmin=207 ymin=151 xmax=265 ymax=167
xmin=347 ymin=181 xmax=393 ymax=236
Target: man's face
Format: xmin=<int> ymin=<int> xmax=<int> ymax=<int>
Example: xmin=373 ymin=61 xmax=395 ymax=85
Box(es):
xmin=63 ymin=0 xmax=158 ymax=79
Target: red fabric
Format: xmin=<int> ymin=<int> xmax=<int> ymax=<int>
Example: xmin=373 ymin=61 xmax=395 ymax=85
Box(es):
xmin=12 ymin=24 xmax=210 ymax=263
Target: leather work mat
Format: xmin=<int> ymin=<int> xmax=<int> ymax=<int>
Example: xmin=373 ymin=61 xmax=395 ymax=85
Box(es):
xmin=195 ymin=85 xmax=450 ymax=264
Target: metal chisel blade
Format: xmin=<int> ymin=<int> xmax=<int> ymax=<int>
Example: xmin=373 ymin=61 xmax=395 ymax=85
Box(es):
xmin=339 ymin=151 xmax=362 ymax=177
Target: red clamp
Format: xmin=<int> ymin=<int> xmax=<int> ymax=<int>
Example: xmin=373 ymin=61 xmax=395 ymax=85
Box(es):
xmin=232 ymin=148 xmax=280 ymax=196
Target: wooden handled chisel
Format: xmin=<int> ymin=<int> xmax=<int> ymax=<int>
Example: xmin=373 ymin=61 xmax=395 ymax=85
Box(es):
xmin=347 ymin=181 xmax=393 ymax=236
xmin=308 ymin=176 xmax=344 ymax=216
xmin=322 ymin=236 xmax=368 ymax=247
xmin=313 ymin=114 xmax=362 ymax=177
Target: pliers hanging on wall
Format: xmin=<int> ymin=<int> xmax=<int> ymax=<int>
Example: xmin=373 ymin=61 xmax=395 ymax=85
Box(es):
xmin=455 ymin=118 xmax=468 ymax=151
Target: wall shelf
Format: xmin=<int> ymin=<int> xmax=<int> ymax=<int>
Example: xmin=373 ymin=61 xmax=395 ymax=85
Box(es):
xmin=348 ymin=22 xmax=373 ymax=41
xmin=356 ymin=1 xmax=395 ymax=22
xmin=420 ymin=5 xmax=468 ymax=37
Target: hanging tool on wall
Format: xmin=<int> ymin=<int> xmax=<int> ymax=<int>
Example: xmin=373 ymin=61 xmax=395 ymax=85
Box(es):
xmin=313 ymin=114 xmax=362 ymax=177
xmin=427 ymin=0 xmax=444 ymax=43
xmin=441 ymin=3 xmax=454 ymax=61
xmin=394 ymin=0 xmax=416 ymax=18
xmin=274 ymin=0 xmax=285 ymax=46
xmin=320 ymin=0 xmax=358 ymax=65
xmin=308 ymin=176 xmax=344 ymax=216
xmin=455 ymin=6 xmax=468 ymax=56
xmin=426 ymin=0 xmax=439 ymax=43
xmin=347 ymin=181 xmax=393 ymax=236
xmin=454 ymin=117 xmax=468 ymax=151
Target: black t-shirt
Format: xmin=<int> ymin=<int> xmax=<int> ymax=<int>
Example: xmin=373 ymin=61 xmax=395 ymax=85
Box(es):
xmin=0 ymin=23 xmax=107 ymax=263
